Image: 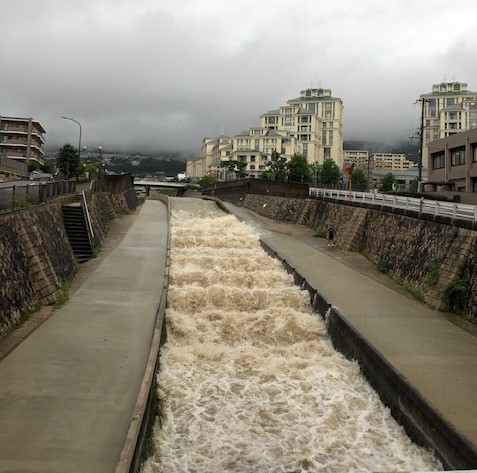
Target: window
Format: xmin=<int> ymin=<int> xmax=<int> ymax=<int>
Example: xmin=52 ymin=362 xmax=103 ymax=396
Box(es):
xmin=324 ymin=148 xmax=331 ymax=159
xmin=324 ymin=103 xmax=333 ymax=118
xmin=250 ymin=156 xmax=256 ymax=162
xmin=450 ymin=146 xmax=465 ymax=166
xmin=454 ymin=83 xmax=461 ymax=92
xmin=473 ymin=145 xmax=477 ymax=162
xmin=432 ymin=151 xmax=445 ymax=169
xmin=469 ymin=104 xmax=477 ymax=129
xmin=427 ymin=99 xmax=437 ymax=117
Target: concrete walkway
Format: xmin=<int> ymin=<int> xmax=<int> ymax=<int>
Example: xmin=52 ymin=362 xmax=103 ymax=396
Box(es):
xmin=223 ymin=201 xmax=477 ymax=470
xmin=0 ymin=200 xmax=168 ymax=473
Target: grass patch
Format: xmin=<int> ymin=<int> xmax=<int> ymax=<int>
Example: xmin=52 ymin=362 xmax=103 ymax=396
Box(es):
xmin=15 ymin=302 xmax=42 ymax=328
xmin=314 ymin=228 xmax=327 ymax=238
xmin=423 ymin=261 xmax=440 ymax=286
xmin=13 ymin=196 xmax=34 ymax=210
xmin=377 ymin=260 xmax=391 ymax=274
xmin=54 ymin=286 xmax=70 ymax=309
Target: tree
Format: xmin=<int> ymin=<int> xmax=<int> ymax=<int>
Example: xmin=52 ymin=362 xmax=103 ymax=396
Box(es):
xmin=266 ymin=151 xmax=288 ymax=181
xmin=287 ymin=153 xmax=312 ymax=183
xmin=320 ymin=158 xmax=340 ymax=185
xmin=380 ymin=172 xmax=396 ymax=192
xmin=198 ymin=175 xmax=215 ymax=187
xmin=78 ymin=162 xmax=99 ymax=182
xmin=219 ymin=159 xmax=247 ymax=180
xmin=409 ymin=177 xmax=419 ymax=193
xmin=351 ymin=168 xmax=367 ymax=191
xmin=41 ymin=159 xmax=56 ymax=175
xmin=57 ymin=144 xmax=80 ymax=179
xmin=308 ymin=162 xmax=322 ymax=186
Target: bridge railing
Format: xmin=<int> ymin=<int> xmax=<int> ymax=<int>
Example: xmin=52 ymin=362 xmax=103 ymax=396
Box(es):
xmin=310 ymin=187 xmax=477 ymax=222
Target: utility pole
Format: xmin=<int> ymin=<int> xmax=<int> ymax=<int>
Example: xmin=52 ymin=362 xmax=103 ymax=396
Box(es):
xmin=419 ymin=98 xmax=425 ymax=190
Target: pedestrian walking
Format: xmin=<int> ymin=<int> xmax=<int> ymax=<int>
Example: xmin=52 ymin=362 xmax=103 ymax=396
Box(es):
xmin=328 ymin=226 xmax=335 ymax=247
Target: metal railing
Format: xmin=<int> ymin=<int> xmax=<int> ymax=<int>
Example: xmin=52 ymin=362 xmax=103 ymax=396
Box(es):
xmin=0 ymin=180 xmax=77 ymax=212
xmin=310 ymin=187 xmax=477 ymax=222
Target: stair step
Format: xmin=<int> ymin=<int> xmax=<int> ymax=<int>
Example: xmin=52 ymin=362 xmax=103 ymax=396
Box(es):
xmin=61 ymin=204 xmax=94 ymax=263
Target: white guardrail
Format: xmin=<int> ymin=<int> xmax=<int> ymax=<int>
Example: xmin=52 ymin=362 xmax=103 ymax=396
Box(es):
xmin=309 ymin=188 xmax=477 ymax=223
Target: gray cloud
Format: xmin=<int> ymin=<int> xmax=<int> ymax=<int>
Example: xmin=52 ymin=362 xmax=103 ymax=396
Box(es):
xmin=2 ymin=0 xmax=477 ymax=155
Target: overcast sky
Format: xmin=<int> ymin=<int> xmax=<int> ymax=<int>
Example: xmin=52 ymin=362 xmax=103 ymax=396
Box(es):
xmin=2 ymin=0 xmax=477 ymax=156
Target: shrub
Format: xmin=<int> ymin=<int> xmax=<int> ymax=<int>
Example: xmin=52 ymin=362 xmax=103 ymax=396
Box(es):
xmin=423 ymin=262 xmax=440 ymax=286
xmin=443 ymin=278 xmax=467 ymax=313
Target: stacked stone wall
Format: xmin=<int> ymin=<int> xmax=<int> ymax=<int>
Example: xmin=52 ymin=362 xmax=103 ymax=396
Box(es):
xmin=0 ymin=202 xmax=77 ymax=337
xmin=0 ymin=191 xmax=129 ymax=339
xmin=242 ymin=195 xmax=307 ymax=222
xmin=109 ymin=188 xmax=139 ymax=215
xmin=242 ymin=194 xmax=477 ymax=322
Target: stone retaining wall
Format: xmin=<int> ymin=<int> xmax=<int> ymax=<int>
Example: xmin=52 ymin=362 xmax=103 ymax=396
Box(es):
xmin=243 ymin=194 xmax=477 ymax=322
xmin=0 ymin=191 xmax=136 ymax=338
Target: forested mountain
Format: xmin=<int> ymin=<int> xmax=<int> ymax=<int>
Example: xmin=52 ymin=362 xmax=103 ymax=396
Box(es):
xmin=107 ymin=156 xmax=186 ymax=176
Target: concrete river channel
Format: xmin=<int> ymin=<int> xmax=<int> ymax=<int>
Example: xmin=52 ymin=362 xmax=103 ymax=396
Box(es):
xmin=142 ymin=198 xmax=443 ymax=473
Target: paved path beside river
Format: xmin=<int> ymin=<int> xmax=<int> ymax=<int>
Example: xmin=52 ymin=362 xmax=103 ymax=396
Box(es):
xmin=0 ymin=200 xmax=168 ymax=472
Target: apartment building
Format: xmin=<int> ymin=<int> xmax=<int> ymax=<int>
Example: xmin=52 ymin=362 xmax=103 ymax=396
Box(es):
xmin=343 ymin=150 xmax=369 ymax=168
xmin=371 ymin=153 xmax=415 ymax=171
xmin=186 ymin=136 xmax=232 ymax=180
xmin=427 ymin=128 xmax=477 ymax=193
xmin=420 ymin=81 xmax=477 ymax=159
xmin=0 ymin=116 xmax=46 ymax=168
xmin=193 ymin=87 xmax=344 ymax=180
xmin=259 ymin=87 xmax=344 ymax=166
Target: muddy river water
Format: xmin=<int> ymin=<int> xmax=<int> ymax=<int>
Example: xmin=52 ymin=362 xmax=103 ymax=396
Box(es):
xmin=144 ymin=198 xmax=441 ymax=472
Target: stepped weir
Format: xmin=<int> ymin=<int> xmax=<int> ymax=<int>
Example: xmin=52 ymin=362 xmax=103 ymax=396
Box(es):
xmin=144 ymin=198 xmax=442 ymax=473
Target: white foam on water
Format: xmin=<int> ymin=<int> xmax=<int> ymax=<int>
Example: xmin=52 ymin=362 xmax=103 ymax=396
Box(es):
xmin=146 ymin=198 xmax=442 ymax=473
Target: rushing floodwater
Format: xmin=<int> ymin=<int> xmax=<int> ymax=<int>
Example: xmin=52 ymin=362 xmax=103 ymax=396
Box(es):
xmin=145 ymin=198 xmax=442 ymax=473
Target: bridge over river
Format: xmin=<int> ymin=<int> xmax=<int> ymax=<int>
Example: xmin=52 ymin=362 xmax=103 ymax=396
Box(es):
xmin=0 ymin=197 xmax=475 ymax=472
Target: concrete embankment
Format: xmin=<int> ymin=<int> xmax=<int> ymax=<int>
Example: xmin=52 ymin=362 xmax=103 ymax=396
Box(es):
xmin=241 ymin=193 xmax=477 ymax=323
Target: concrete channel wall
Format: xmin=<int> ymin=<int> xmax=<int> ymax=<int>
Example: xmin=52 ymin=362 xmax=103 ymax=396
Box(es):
xmin=258 ymin=238 xmax=477 ymax=469
xmin=242 ymin=194 xmax=477 ymax=323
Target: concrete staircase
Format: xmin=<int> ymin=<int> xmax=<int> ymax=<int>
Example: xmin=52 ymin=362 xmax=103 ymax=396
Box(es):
xmin=62 ymin=201 xmax=94 ymax=263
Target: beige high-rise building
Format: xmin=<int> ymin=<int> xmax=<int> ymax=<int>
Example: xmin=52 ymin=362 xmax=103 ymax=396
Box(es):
xmin=191 ymin=87 xmax=344 ymax=180
xmin=420 ymin=81 xmax=477 ymax=162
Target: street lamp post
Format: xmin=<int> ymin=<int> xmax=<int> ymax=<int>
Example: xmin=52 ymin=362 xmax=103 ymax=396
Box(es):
xmin=98 ymin=146 xmax=103 ymax=182
xmin=61 ymin=116 xmax=82 ymax=179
